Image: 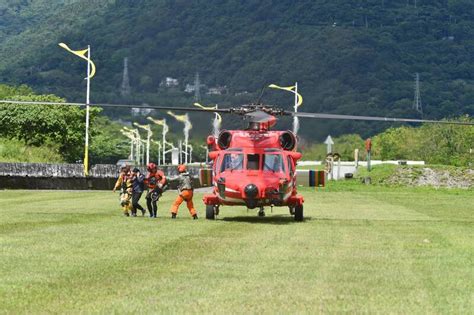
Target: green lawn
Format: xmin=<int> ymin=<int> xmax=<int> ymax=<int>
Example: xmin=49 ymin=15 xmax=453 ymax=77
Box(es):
xmin=0 ymin=184 xmax=472 ymax=314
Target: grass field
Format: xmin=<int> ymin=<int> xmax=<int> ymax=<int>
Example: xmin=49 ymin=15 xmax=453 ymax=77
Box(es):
xmin=0 ymin=183 xmax=473 ymax=313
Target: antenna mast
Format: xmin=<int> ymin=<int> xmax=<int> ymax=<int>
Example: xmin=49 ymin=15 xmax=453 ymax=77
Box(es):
xmin=121 ymin=57 xmax=131 ymax=97
xmin=194 ymin=72 xmax=201 ymax=101
xmin=413 ymin=73 xmax=423 ymax=116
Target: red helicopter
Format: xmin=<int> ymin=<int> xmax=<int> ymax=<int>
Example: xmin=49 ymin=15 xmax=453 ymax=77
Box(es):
xmin=202 ymin=105 xmax=304 ymax=220
xmin=192 ymin=103 xmax=473 ymax=221
xmin=1 ymin=99 xmax=472 ymax=222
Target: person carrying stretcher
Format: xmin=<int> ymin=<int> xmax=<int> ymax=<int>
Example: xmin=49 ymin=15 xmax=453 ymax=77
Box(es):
xmin=113 ymin=165 xmax=133 ymax=216
xmin=170 ymin=164 xmax=198 ymax=220
xmin=144 ymin=163 xmax=167 ymax=218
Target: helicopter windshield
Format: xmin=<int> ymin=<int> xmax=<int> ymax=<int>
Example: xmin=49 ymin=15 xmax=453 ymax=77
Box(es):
xmin=247 ymin=154 xmax=260 ymax=170
xmin=221 ymin=153 xmax=244 ymax=172
xmin=263 ymin=154 xmax=285 ymax=172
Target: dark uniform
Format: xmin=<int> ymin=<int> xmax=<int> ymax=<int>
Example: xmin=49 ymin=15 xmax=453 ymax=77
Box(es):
xmin=130 ymin=168 xmax=146 ymax=216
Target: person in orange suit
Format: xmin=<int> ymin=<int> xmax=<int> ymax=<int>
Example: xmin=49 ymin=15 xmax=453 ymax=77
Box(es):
xmin=170 ymin=164 xmax=198 ymax=219
xmin=144 ymin=163 xmax=167 ymax=218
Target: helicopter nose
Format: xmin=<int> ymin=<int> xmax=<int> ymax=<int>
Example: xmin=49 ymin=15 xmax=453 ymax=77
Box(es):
xmin=244 ymin=184 xmax=258 ymax=198
xmin=244 ymin=184 xmax=259 ymax=209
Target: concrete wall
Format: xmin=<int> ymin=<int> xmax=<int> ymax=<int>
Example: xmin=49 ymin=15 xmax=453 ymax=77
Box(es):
xmin=0 ymin=163 xmax=205 ymax=190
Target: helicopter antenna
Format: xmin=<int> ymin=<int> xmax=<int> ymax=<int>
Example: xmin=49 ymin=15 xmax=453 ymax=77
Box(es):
xmin=255 ymin=84 xmax=267 ymax=105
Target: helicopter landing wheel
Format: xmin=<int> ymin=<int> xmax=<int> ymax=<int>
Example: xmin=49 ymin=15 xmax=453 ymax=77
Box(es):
xmin=258 ymin=207 xmax=265 ymax=217
xmin=289 ymin=206 xmax=295 ymax=215
xmin=294 ymin=204 xmax=303 ymax=222
xmin=206 ymin=205 xmax=215 ymax=220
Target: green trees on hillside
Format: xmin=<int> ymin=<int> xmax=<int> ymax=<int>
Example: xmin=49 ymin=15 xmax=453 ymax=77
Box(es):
xmin=373 ymin=118 xmax=474 ymax=166
xmin=0 ymin=0 xmax=472 ymax=141
xmin=0 ymin=84 xmax=128 ymax=163
xmin=303 ymin=118 xmax=474 ymax=167
xmin=0 ymin=85 xmax=86 ymax=161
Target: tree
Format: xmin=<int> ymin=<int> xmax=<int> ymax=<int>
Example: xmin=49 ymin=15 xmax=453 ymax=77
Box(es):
xmin=0 ymin=84 xmax=98 ymax=162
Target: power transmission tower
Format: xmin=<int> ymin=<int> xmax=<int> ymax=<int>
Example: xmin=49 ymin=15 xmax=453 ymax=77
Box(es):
xmin=413 ymin=73 xmax=423 ymax=116
xmin=121 ymin=57 xmax=131 ymax=97
xmin=194 ymin=72 xmax=201 ymax=101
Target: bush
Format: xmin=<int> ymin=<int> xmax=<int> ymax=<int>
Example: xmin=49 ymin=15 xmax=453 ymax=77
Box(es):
xmin=0 ymin=138 xmax=63 ymax=163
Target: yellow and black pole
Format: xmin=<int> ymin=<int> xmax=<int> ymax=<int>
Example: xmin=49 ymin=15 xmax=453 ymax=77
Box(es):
xmin=58 ymin=43 xmax=96 ymax=176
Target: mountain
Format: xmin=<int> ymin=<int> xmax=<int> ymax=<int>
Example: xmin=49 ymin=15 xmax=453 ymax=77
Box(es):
xmin=1 ymin=0 xmax=473 ymax=139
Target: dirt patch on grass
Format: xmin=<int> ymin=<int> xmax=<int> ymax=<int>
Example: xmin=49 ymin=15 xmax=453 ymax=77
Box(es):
xmin=384 ymin=167 xmax=473 ymax=189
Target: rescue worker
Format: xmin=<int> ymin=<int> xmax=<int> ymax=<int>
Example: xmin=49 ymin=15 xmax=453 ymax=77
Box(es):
xmin=130 ymin=167 xmax=146 ymax=217
xmin=144 ymin=163 xmax=167 ymax=218
xmin=170 ymin=164 xmax=198 ymax=219
xmin=113 ymin=165 xmax=133 ymax=216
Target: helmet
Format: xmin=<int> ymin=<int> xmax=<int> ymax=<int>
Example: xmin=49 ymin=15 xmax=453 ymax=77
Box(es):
xmin=177 ymin=164 xmax=186 ymax=173
xmin=147 ymin=163 xmax=157 ymax=172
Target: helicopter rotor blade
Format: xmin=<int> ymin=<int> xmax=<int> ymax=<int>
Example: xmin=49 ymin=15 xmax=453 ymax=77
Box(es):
xmin=2 ymin=99 xmax=472 ymax=125
xmin=291 ymin=111 xmax=474 ymax=126
xmin=0 ymin=100 xmax=232 ymax=114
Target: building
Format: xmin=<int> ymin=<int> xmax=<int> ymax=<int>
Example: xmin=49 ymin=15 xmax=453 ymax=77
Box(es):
xmin=207 ymin=86 xmax=227 ymax=95
xmin=184 ymin=83 xmax=196 ymax=93
xmin=131 ymin=107 xmax=154 ymax=117
xmin=160 ymin=77 xmax=179 ymax=88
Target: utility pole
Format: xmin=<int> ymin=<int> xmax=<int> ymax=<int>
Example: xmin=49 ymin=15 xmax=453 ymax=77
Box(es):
xmin=413 ymin=73 xmax=423 ymax=116
xmin=58 ymin=43 xmax=96 ymax=176
xmin=133 ymin=123 xmax=152 ymax=165
xmin=147 ymin=117 xmax=175 ymax=165
xmin=121 ymin=130 xmax=135 ymax=162
xmin=123 ymin=127 xmax=141 ymax=165
xmin=151 ymin=140 xmax=161 ymax=165
xmin=121 ymin=57 xmax=131 ymax=97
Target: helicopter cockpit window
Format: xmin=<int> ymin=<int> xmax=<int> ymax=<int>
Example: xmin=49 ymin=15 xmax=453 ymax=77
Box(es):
xmin=263 ymin=154 xmax=285 ymax=172
xmin=221 ymin=153 xmax=244 ymax=172
xmin=247 ymin=154 xmax=260 ymax=170
xmin=287 ymin=156 xmax=294 ymax=176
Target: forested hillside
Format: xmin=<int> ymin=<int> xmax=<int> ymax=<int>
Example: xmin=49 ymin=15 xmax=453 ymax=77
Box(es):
xmin=1 ymin=0 xmax=473 ymax=140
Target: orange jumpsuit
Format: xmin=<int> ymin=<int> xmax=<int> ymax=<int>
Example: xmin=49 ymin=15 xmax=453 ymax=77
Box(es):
xmin=171 ymin=172 xmax=196 ymax=217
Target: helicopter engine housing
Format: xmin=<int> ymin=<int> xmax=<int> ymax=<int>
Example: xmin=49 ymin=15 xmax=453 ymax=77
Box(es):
xmin=279 ymin=131 xmax=296 ymax=151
